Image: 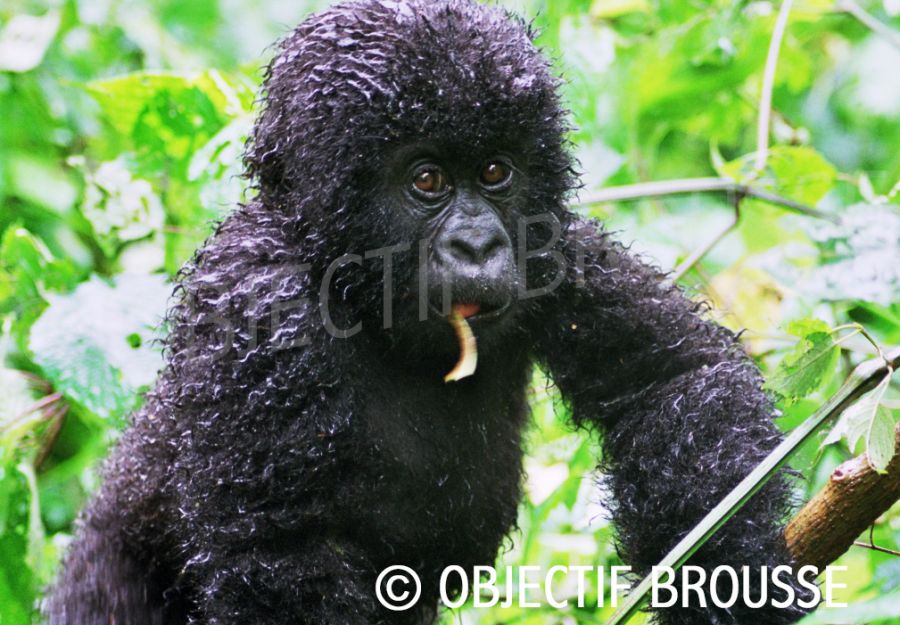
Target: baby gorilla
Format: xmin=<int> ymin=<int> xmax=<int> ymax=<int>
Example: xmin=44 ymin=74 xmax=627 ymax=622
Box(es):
xmin=48 ymin=1 xmax=811 ymax=624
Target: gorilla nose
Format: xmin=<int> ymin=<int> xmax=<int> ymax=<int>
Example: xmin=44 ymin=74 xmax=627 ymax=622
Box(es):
xmin=445 ymin=231 xmax=505 ymax=266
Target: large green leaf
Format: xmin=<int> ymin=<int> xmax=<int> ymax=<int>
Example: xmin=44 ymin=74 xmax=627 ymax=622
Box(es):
xmin=825 ymin=372 xmax=897 ymax=472
xmin=28 ymin=275 xmax=169 ymax=422
xmin=85 ymin=70 xmax=244 ymax=138
xmin=85 ymin=70 xmax=252 ymax=176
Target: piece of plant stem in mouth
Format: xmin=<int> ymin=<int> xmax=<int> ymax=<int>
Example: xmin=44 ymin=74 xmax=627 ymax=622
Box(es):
xmin=443 ymin=303 xmax=480 ymax=382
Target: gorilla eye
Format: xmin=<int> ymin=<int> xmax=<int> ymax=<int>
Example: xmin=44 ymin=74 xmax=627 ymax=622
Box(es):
xmin=480 ymin=161 xmax=511 ymax=188
xmin=411 ymin=166 xmax=450 ymax=197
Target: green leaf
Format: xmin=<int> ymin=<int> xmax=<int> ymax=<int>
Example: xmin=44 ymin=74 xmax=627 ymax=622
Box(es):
xmin=84 ymin=70 xmax=251 ymax=178
xmin=0 ymin=460 xmax=37 ymax=625
xmin=765 ymin=319 xmax=840 ymax=405
xmin=86 ymin=71 xmax=231 ymax=136
xmin=825 ymin=372 xmax=895 ymax=471
xmin=867 ymin=406 xmax=896 ymax=472
xmin=0 ymin=228 xmax=81 ymax=345
xmin=847 ymin=303 xmax=900 ymax=344
xmin=27 ymin=275 xmax=169 ymax=422
xmin=718 ymin=146 xmax=837 ymax=206
xmin=84 ymin=70 xmax=253 ymax=165
xmin=0 ymin=228 xmax=81 ymax=294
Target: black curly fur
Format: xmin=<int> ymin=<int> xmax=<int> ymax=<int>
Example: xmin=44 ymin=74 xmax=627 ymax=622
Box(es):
xmin=47 ymin=1 xmax=812 ymax=624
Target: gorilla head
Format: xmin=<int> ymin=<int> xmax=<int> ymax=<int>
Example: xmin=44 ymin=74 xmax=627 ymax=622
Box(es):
xmin=244 ymin=0 xmax=575 ymax=364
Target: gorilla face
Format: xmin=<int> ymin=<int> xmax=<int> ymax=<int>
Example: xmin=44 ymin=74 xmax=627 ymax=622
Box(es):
xmin=384 ymin=142 xmax=525 ymax=330
xmin=242 ymin=0 xmax=575 ymax=363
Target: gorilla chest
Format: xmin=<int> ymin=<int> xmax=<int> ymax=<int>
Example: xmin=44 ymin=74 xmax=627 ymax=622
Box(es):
xmin=355 ymin=370 xmax=529 ymax=562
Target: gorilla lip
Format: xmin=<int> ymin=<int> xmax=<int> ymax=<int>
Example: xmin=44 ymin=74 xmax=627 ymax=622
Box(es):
xmin=428 ymin=298 xmax=510 ymax=323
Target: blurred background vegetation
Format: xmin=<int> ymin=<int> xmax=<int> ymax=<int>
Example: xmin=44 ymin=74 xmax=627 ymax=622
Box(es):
xmin=0 ymin=0 xmax=898 ymax=623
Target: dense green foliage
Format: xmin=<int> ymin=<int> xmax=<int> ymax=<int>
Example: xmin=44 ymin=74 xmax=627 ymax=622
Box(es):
xmin=1 ymin=0 xmax=898 ymax=623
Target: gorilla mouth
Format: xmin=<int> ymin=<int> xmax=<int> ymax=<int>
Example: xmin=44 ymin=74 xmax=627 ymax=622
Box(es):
xmin=440 ymin=297 xmax=510 ymax=382
xmin=455 ymin=302 xmax=482 ymax=318
xmin=429 ymin=298 xmax=511 ymax=323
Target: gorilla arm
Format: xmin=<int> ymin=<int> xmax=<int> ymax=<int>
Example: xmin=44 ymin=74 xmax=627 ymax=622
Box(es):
xmin=530 ymin=217 xmax=811 ymax=625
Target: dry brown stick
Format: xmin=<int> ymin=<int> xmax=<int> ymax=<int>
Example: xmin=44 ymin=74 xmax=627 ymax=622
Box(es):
xmin=785 ymin=423 xmax=900 ymax=570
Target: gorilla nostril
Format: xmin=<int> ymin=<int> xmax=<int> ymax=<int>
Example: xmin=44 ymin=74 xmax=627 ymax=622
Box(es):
xmin=448 ymin=235 xmax=505 ymax=265
xmin=483 ymin=236 xmax=504 ymax=261
xmin=449 ymin=238 xmax=479 ymax=264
